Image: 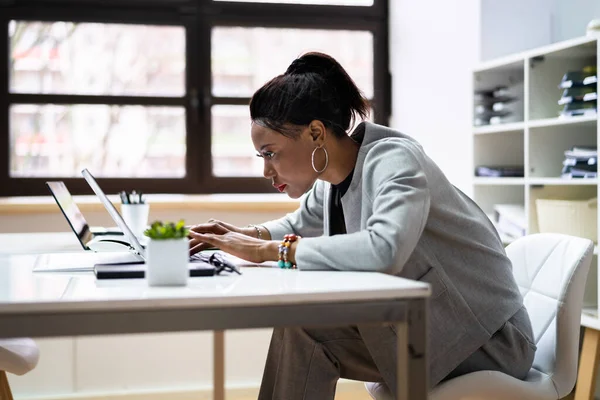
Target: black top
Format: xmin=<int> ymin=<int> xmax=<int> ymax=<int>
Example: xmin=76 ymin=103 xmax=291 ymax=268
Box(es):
xmin=328 ymin=126 xmax=364 ymax=236
xmin=329 ymin=168 xmax=354 ymax=236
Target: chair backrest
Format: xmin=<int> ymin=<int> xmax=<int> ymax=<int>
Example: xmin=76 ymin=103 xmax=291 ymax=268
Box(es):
xmin=506 ymin=233 xmax=593 ymax=398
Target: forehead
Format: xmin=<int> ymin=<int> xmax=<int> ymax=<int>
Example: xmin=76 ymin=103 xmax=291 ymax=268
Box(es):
xmin=251 ymin=123 xmax=287 ymax=147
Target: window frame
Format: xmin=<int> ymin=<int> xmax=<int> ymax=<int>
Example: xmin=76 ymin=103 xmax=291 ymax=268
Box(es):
xmin=0 ymin=0 xmax=390 ymax=197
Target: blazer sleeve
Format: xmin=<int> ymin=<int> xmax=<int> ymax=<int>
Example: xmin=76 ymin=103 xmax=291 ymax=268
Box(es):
xmin=294 ymin=140 xmax=431 ymax=273
xmin=260 ymin=180 xmax=325 ymax=240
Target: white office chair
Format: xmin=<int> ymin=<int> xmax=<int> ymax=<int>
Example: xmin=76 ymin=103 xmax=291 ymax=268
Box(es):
xmin=0 ymin=338 xmax=40 ymax=400
xmin=365 ymin=233 xmax=594 ymax=400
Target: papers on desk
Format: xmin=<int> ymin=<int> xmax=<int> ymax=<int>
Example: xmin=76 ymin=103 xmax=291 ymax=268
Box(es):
xmin=33 ymin=251 xmax=141 ymax=272
xmin=32 ymin=250 xmax=276 ymax=273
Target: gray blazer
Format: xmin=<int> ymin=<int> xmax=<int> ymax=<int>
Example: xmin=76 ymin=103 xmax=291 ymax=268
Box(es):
xmin=262 ymin=122 xmax=527 ymax=385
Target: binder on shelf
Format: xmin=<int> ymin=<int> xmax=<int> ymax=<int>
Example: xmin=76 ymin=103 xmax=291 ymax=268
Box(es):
xmin=475 ymin=166 xmax=524 ymax=178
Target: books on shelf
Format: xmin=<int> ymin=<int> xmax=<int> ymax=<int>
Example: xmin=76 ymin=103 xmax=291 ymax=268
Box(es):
xmin=475 ymin=166 xmax=524 ymax=178
xmin=492 ymin=204 xmax=526 ymax=240
xmin=562 ymin=146 xmax=597 ymax=179
xmin=558 ymin=67 xmax=598 ymax=118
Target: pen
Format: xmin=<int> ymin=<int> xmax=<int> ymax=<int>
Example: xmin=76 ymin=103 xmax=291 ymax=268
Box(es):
xmin=119 ymin=191 xmax=128 ymax=204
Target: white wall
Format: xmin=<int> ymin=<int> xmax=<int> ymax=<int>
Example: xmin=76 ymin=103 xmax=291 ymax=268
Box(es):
xmin=552 ymin=0 xmax=600 ymax=42
xmin=389 ymin=0 xmax=481 ymax=195
xmin=480 ymin=0 xmax=600 ymax=60
xmin=480 ymin=0 xmax=552 ymax=60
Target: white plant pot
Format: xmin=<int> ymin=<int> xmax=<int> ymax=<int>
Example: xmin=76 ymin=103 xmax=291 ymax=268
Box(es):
xmin=146 ymin=238 xmax=188 ymax=286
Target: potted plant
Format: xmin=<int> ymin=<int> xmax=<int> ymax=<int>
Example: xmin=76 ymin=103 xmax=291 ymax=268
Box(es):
xmin=144 ymin=220 xmax=189 ymax=286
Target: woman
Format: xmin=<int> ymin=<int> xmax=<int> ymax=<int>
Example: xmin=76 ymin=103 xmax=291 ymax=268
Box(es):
xmin=189 ymin=52 xmax=535 ymax=400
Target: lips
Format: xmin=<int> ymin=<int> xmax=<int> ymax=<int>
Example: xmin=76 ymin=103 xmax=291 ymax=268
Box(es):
xmin=273 ymin=183 xmax=287 ymax=192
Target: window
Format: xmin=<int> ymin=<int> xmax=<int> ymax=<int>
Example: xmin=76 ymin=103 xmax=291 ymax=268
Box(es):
xmin=0 ymin=0 xmax=389 ymax=196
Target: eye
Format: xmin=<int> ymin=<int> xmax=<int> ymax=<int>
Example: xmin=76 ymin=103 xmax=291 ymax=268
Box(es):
xmin=256 ymin=151 xmax=276 ymax=160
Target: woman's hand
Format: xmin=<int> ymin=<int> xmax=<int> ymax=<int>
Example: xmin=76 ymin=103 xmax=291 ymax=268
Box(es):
xmin=189 ymin=231 xmax=278 ymax=264
xmin=188 ymin=219 xmax=257 ymax=255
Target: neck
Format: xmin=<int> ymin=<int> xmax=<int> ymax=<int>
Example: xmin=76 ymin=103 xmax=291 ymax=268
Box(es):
xmin=319 ymin=135 xmax=360 ymax=185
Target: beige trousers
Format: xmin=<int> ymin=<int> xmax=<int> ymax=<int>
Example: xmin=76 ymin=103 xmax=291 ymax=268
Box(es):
xmin=257 ymin=307 xmax=535 ymax=400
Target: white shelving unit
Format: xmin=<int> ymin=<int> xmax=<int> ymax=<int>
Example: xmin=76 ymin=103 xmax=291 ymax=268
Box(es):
xmin=473 ymin=36 xmax=599 ymax=314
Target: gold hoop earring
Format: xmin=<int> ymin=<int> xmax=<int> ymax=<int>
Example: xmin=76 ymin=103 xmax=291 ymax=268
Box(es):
xmin=311 ymin=146 xmax=328 ymax=174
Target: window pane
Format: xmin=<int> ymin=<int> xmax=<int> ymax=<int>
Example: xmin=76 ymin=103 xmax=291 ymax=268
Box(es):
xmin=9 ymin=21 xmax=185 ymax=96
xmin=10 ymin=104 xmax=185 ymax=178
xmin=212 ymin=105 xmax=263 ymax=177
xmin=212 ymin=27 xmax=373 ymax=98
xmin=213 ymin=0 xmax=374 ymax=5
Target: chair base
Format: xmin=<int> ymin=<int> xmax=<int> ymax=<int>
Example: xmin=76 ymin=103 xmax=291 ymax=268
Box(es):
xmin=0 ymin=371 xmax=14 ymax=400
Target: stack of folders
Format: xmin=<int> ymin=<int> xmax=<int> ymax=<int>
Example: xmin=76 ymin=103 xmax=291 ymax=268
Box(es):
xmin=492 ymin=204 xmax=526 ymax=242
xmin=558 ymin=66 xmax=597 ymax=118
xmin=474 ymin=84 xmax=524 ymax=126
xmin=561 ymin=146 xmax=597 ymax=179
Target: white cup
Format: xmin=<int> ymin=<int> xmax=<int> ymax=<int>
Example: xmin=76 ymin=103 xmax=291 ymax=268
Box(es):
xmin=121 ymin=203 xmax=150 ymax=238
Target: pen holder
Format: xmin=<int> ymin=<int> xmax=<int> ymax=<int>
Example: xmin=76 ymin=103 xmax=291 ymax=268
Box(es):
xmin=146 ymin=238 xmax=188 ymax=286
xmin=121 ymin=203 xmax=150 ymax=238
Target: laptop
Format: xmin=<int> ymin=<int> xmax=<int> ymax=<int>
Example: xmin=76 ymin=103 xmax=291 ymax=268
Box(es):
xmin=34 ymin=169 xmax=226 ymax=273
xmin=34 ymin=178 xmax=145 ymax=272
xmin=46 ymin=181 xmax=123 ymax=252
xmin=80 ymin=168 xmax=224 ymax=266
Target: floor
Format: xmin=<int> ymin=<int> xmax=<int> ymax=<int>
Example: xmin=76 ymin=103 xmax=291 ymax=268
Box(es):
xmin=225 ymin=382 xmax=369 ymax=400
xmin=231 ymin=390 xmax=368 ymax=400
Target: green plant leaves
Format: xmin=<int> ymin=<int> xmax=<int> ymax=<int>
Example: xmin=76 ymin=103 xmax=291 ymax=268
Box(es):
xmin=144 ymin=219 xmax=189 ymax=240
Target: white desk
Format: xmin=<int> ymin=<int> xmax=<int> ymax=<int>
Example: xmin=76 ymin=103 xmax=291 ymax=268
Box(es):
xmin=0 ymin=233 xmax=431 ymax=400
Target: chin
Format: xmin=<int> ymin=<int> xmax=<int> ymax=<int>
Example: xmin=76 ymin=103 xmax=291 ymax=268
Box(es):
xmin=286 ymin=190 xmax=303 ymax=200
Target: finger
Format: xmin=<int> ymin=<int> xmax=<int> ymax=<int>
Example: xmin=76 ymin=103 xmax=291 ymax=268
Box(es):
xmin=188 ymin=237 xmax=203 ymax=249
xmin=189 ymin=231 xmax=221 ymax=245
xmin=189 ymin=241 xmax=215 ymax=256
xmin=207 ymin=219 xmax=242 ymax=234
xmin=190 ymin=223 xmax=227 ymax=235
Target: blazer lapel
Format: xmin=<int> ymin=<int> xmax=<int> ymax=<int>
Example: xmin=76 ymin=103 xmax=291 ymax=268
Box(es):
xmin=322 ymin=181 xmax=331 ymax=236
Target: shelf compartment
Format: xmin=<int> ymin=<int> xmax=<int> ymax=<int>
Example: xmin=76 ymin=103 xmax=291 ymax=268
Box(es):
xmin=474 ymin=177 xmax=525 ymax=185
xmin=473 ymin=185 xmax=524 ymax=216
xmin=528 ymin=40 xmax=597 ymax=120
xmin=529 ymin=178 xmax=598 ymax=186
xmin=474 ymin=129 xmax=524 ymax=180
xmin=528 ymin=122 xmax=596 ymax=178
xmin=528 ymin=115 xmax=597 ymax=129
xmin=528 ymin=185 xmax=597 ymax=234
xmin=474 ymin=60 xmax=525 ymax=127
xmin=474 ymin=121 xmax=525 ymax=135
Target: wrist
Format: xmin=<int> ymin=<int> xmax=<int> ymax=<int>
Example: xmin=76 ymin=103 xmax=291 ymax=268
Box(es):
xmin=246 ymin=224 xmax=264 ymax=239
xmin=277 ymin=234 xmax=300 ymax=269
xmin=261 ymin=241 xmax=280 ymax=262
xmin=243 ymin=225 xmax=258 ymax=238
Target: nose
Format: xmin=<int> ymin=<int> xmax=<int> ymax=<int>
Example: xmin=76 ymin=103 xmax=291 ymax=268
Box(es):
xmin=263 ymin=160 xmax=276 ymax=180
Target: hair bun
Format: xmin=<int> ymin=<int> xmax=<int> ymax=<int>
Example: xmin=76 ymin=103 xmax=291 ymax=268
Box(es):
xmin=285 ymin=53 xmax=333 ymax=77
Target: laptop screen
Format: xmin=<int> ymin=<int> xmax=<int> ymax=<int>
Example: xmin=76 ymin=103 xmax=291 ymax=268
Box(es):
xmin=81 ymin=168 xmax=147 ymax=258
xmin=46 ymin=181 xmax=93 ymax=249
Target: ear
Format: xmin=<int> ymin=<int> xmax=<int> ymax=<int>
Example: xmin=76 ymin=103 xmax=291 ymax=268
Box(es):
xmin=308 ymin=120 xmax=326 ymax=146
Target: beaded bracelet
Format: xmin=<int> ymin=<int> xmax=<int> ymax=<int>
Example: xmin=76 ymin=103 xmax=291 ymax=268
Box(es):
xmin=247 ymin=224 xmax=263 ymax=240
xmin=278 ymin=234 xmax=300 ymax=269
